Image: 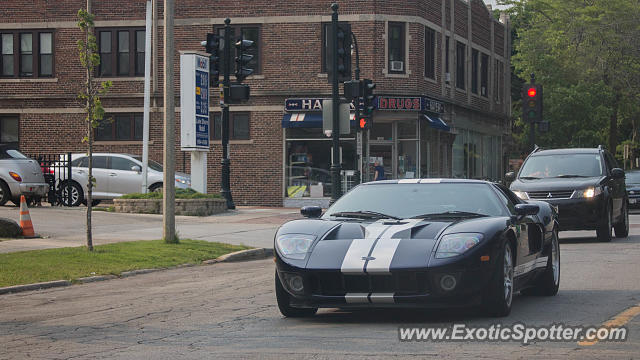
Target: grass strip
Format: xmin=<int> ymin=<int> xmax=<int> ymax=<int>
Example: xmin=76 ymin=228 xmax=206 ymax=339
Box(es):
xmin=0 ymin=239 xmax=250 ymax=287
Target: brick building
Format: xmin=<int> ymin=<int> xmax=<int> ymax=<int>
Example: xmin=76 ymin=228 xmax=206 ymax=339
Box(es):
xmin=0 ymin=0 xmax=511 ymax=207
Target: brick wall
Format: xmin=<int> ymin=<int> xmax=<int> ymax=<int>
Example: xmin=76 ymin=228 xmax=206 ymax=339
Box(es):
xmin=1 ymin=0 xmax=510 ymax=206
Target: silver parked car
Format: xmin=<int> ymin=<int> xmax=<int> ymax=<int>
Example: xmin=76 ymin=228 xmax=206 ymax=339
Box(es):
xmin=0 ymin=145 xmax=49 ymax=206
xmin=57 ymin=153 xmax=191 ymax=207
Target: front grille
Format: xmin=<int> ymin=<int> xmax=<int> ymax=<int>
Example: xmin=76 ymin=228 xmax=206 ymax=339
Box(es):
xmin=527 ymin=190 xmax=574 ymax=199
xmin=311 ymin=272 xmax=430 ymax=296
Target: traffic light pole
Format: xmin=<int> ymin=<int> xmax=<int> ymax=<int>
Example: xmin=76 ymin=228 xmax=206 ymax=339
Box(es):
xmin=221 ymin=18 xmax=236 ymax=209
xmin=351 ymin=31 xmax=361 ymax=186
xmin=330 ymin=3 xmax=342 ymax=203
xmin=528 ymin=73 xmax=536 ymax=152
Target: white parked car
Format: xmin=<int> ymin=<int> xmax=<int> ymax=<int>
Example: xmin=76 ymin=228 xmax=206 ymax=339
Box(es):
xmin=0 ymin=145 xmax=49 ymax=206
xmin=57 ymin=153 xmax=191 ymax=206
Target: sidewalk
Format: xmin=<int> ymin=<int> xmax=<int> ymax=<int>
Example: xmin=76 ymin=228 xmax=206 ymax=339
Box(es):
xmin=0 ymin=205 xmax=301 ymax=254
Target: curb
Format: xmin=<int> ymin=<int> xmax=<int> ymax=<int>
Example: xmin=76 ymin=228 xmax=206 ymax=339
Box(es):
xmin=204 ymin=248 xmax=274 ymax=264
xmin=0 ymin=248 xmax=274 ymax=295
xmin=0 ymin=280 xmax=71 ymax=295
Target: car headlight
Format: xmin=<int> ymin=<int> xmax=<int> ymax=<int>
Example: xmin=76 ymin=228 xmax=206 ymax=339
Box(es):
xmin=435 ymin=233 xmax=484 ymax=259
xmin=574 ymin=187 xmax=602 ymax=198
xmin=276 ymin=234 xmax=316 ymax=260
xmin=513 ymin=190 xmax=529 ymax=200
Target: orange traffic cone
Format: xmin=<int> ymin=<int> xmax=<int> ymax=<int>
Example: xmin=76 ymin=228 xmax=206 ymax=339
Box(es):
xmin=19 ymin=195 xmax=35 ymax=237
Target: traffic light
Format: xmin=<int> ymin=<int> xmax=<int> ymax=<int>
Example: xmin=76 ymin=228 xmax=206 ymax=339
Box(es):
xmin=201 ymin=33 xmax=221 ymax=86
xmin=235 ymin=36 xmax=254 ymax=83
xmin=343 ymin=79 xmax=362 ymax=101
xmin=359 ymin=79 xmax=376 ymax=130
xmin=326 ymin=24 xmax=352 ymax=83
xmin=522 ymin=83 xmax=543 ymax=123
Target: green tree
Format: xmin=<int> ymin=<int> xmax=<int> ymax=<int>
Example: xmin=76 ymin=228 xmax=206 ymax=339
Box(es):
xmin=77 ymin=9 xmax=112 ymax=251
xmin=501 ymin=0 xmax=640 ymax=158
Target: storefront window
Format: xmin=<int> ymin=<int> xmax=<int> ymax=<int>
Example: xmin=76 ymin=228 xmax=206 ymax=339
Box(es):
xmin=452 ymin=128 xmax=501 ymax=180
xmin=285 ymin=128 xmax=355 ymax=198
xmin=398 ymin=140 xmax=418 ymax=178
xmin=370 ymin=122 xmax=392 ymax=141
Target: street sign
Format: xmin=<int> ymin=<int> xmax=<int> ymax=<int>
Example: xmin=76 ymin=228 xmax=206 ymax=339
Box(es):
xmin=322 ymin=99 xmax=350 ymax=135
xmin=180 ymin=52 xmax=210 ymax=151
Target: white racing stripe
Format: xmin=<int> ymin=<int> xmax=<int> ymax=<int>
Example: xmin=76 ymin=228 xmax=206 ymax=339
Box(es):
xmin=345 ymin=293 xmax=369 ymax=303
xmin=340 ymin=222 xmax=389 ymax=274
xmin=366 ymin=219 xmax=424 ymax=274
xmin=369 ymin=293 xmax=395 ymax=304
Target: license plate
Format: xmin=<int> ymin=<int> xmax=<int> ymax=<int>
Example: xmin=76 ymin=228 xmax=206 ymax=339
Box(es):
xmin=630 ymin=198 xmax=637 ymax=204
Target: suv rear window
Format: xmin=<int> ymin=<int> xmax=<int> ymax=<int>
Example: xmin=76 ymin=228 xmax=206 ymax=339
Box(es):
xmin=520 ymin=154 xmax=603 ymax=179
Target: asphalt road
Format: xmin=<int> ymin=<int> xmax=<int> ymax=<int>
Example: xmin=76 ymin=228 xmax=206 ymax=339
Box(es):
xmin=1 ymin=217 xmax=639 ymax=359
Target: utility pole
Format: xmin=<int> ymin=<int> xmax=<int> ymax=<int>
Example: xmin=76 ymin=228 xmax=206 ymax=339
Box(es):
xmin=221 ymin=18 xmax=236 ymax=209
xmin=163 ymin=0 xmax=176 ymax=243
xmin=352 ymin=32 xmax=361 ymax=186
xmin=330 ymin=3 xmax=342 ymax=203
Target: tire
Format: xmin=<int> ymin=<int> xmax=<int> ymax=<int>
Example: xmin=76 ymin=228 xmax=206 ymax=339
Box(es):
xmin=614 ymin=201 xmax=629 ymax=238
xmin=521 ymin=229 xmax=560 ymax=296
xmin=0 ymin=181 xmax=10 ymax=206
xmin=596 ymin=203 xmax=613 ymax=242
xmin=483 ymin=240 xmax=514 ymax=317
xmin=60 ymin=181 xmax=84 ymax=207
xmin=149 ymin=183 xmax=163 ymax=193
xmin=275 ymin=271 xmax=317 ymax=318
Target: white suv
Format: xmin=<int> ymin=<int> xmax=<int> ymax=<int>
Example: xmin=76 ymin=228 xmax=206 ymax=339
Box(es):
xmin=57 ymin=153 xmax=191 ymax=206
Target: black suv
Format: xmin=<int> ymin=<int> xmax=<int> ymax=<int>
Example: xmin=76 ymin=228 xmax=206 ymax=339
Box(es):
xmin=507 ymin=147 xmax=629 ymax=242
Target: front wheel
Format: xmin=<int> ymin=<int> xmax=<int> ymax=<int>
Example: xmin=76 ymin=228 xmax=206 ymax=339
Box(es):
xmin=596 ymin=203 xmax=612 ymax=242
xmin=275 ymin=271 xmax=317 ymax=318
xmin=483 ymin=240 xmax=514 ymax=317
xmin=614 ymin=201 xmax=629 ymax=238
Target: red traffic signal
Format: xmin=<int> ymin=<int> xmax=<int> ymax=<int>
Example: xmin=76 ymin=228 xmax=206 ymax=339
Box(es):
xmin=359 ymin=117 xmax=368 ymax=129
xmin=527 ymin=87 xmax=537 ymax=97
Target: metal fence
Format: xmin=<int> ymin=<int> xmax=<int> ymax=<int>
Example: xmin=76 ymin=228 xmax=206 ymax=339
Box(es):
xmin=28 ymin=152 xmax=74 ymax=206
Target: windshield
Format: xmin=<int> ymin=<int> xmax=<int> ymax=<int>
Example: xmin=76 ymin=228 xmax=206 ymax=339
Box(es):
xmin=133 ymin=156 xmax=163 ymax=172
xmin=519 ymin=154 xmax=603 ymax=179
xmin=626 ymin=171 xmax=640 ymax=184
xmin=323 ymin=183 xmax=509 ymax=219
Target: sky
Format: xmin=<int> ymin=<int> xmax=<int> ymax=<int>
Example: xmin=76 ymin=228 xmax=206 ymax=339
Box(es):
xmin=484 ymin=0 xmax=510 ymax=10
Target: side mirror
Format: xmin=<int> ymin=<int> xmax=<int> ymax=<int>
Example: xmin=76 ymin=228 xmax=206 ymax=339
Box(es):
xmin=515 ymin=203 xmax=539 ymax=216
xmin=301 ymin=206 xmax=322 ymax=218
xmin=131 ymin=165 xmax=142 ymax=173
xmin=505 ymin=172 xmax=516 ymax=182
xmin=611 ymin=168 xmax=625 ymax=179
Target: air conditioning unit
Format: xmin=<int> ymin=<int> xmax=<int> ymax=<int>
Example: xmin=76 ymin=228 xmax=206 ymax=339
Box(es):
xmin=445 ymin=72 xmax=451 ymax=83
xmin=390 ymin=61 xmax=404 ymax=72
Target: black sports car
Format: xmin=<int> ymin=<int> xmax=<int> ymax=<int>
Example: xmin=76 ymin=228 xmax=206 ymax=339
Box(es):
xmin=274 ymin=179 xmax=560 ymax=318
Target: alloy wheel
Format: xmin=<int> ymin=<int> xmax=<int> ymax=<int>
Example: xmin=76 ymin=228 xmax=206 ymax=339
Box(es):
xmin=504 ymin=244 xmax=514 ymax=306
xmin=552 ymin=232 xmax=560 ymax=286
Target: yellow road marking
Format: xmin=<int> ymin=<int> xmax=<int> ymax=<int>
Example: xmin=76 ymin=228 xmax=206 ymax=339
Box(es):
xmin=578 ymin=303 xmax=640 ymax=346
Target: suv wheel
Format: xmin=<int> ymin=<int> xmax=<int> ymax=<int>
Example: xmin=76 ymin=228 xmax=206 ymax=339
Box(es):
xmin=596 ymin=203 xmax=612 ymax=242
xmin=614 ymin=201 xmax=629 ymax=238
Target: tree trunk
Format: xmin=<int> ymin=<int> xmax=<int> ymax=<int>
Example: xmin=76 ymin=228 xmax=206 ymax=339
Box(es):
xmin=85 ymin=26 xmax=93 ymax=252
